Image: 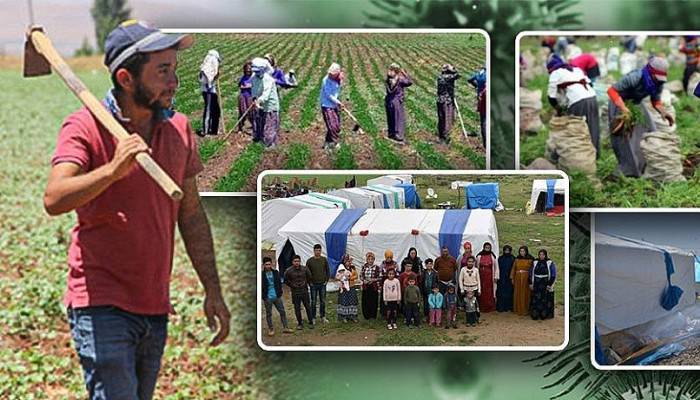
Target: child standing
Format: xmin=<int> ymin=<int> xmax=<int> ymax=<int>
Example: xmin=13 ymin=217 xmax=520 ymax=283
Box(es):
xmin=445 ymin=284 xmax=458 ymax=329
xmin=428 ymin=285 xmax=444 ymax=327
xmin=403 ymin=274 xmax=422 ymax=328
xmin=383 ymin=269 xmax=401 ymax=330
xmin=261 ymin=257 xmax=293 ymax=336
xmin=465 ymin=290 xmax=480 ymax=326
xmin=422 ymin=259 xmax=437 ymax=321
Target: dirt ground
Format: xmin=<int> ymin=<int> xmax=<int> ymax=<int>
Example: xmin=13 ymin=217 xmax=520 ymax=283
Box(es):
xmin=654 ymin=337 xmax=700 ymax=366
xmin=260 ymin=289 xmax=565 ymax=348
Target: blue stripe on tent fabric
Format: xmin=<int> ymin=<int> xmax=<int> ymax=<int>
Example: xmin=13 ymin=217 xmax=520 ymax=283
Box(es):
xmin=364 ymin=187 xmax=390 ymax=208
xmin=396 ymin=183 xmax=419 ymax=208
xmin=438 ymin=210 xmax=472 ymax=258
xmin=324 ymin=209 xmax=366 ymax=275
xmin=466 ymin=183 xmax=499 ymax=209
xmin=546 ymin=179 xmax=556 ymax=210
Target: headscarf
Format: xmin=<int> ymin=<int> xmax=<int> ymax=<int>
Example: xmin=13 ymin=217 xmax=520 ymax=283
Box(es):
xmin=389 ymin=62 xmax=401 ymax=71
xmin=384 ymin=249 xmax=393 ymax=259
xmin=251 ymin=57 xmax=273 ymax=76
xmin=477 ymin=242 xmax=495 ymax=257
xmin=199 ymin=49 xmax=221 ymax=83
xmin=517 ymin=245 xmax=535 ymax=260
xmin=341 ymin=254 xmax=355 ymax=270
xmin=328 ymin=62 xmax=341 ymax=75
xmin=537 ymin=249 xmax=549 ymax=261
xmin=365 ymin=251 xmax=375 ymax=262
xmin=641 ymin=56 xmax=668 ymax=97
xmin=546 ymin=53 xmax=572 ymax=73
xmin=460 ymin=241 xmax=473 ymax=267
xmin=442 ymin=63 xmax=455 ymax=73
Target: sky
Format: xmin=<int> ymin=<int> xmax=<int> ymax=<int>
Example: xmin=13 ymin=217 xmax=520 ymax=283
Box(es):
xmin=0 ymin=0 xmax=369 ymax=56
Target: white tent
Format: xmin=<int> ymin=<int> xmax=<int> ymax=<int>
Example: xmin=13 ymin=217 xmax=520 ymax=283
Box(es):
xmin=277 ymin=209 xmax=498 ymax=274
xmin=327 ymin=187 xmax=385 ymax=209
xmin=595 ymin=232 xmax=696 ymax=335
xmin=366 ymin=174 xmax=413 ymax=186
xmin=527 ymin=179 xmax=567 ymax=214
xmin=260 ymin=193 xmax=353 ymax=244
xmin=363 ymin=184 xmax=405 ymax=209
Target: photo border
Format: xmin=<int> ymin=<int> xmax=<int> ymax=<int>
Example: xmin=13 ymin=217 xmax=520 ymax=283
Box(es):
xmin=514 ymin=30 xmax=700 ymax=212
xmin=256 ymin=169 xmax=570 ymax=352
xmin=590 ymin=209 xmax=700 ymax=370
xmin=161 ymin=28 xmax=492 ymax=195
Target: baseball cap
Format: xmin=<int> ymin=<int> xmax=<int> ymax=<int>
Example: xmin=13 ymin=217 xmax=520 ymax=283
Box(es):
xmin=104 ymin=20 xmax=194 ymax=73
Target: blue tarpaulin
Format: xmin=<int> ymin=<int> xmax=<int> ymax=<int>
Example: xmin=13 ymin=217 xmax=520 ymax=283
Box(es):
xmin=324 ymin=209 xmax=366 ymax=275
xmin=466 ymin=183 xmax=499 ymax=209
xmin=438 ymin=210 xmax=472 ymax=258
xmin=395 ymin=183 xmax=421 ymax=209
xmin=546 ymin=179 xmax=556 ymax=210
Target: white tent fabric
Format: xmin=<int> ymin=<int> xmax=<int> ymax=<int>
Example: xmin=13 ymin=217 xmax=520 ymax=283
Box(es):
xmin=595 ymin=232 xmax=696 ymax=335
xmin=327 ymin=187 xmax=385 ymax=209
xmin=261 ymin=194 xmax=352 ymax=244
xmin=276 ymin=209 xmax=498 ymax=267
xmin=366 ymin=174 xmax=413 ymax=186
xmin=364 ymin=184 xmax=405 ymax=209
xmin=527 ymin=179 xmax=567 ymax=213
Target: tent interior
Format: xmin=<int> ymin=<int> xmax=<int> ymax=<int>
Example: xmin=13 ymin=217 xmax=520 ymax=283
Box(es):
xmin=595 ymin=232 xmax=700 ymax=365
xmin=529 ymin=179 xmax=566 ymax=214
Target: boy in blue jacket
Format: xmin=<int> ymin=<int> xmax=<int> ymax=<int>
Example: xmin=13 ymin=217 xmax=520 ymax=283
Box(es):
xmin=262 ymin=257 xmax=293 ymax=336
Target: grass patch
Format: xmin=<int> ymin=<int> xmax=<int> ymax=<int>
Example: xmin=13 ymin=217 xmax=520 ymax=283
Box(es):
xmin=284 ymin=143 xmax=311 ymax=169
xmin=415 ymin=140 xmax=452 ymax=169
xmin=214 ymin=142 xmax=265 ymax=192
xmin=333 ymin=143 xmax=358 ymax=169
xmin=198 ymin=138 xmax=226 ymax=163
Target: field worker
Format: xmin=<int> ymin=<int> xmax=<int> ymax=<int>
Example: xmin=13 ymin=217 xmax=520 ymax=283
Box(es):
xmin=680 ymin=36 xmax=699 ymax=92
xmin=569 ymin=53 xmax=601 ymax=84
xmin=43 ymin=20 xmax=230 ymax=399
xmin=546 ymin=54 xmax=600 ymax=156
xmin=264 ymin=53 xmax=297 ymax=89
xmin=198 ymin=49 xmax=221 ymax=136
xmin=319 ymin=62 xmax=344 ymax=149
xmin=384 ymin=63 xmax=413 ymax=144
xmin=607 ymin=56 xmax=673 ymax=177
xmin=467 ymin=66 xmax=487 ymax=145
xmin=251 ymin=57 xmax=280 ymax=148
xmin=236 ymin=60 xmax=256 ymax=133
xmin=436 ymin=64 xmax=460 ymax=144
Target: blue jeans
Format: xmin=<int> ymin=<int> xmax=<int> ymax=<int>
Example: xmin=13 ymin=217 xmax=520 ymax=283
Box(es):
xmin=310 ymin=283 xmax=327 ymax=319
xmin=68 ymin=306 xmax=168 ymax=400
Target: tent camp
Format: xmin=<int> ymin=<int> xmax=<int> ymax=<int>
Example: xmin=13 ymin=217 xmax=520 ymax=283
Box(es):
xmin=276 ymin=208 xmax=499 ymax=275
xmin=595 ymin=232 xmax=697 ymax=336
xmin=527 ymin=179 xmax=566 ymax=214
xmin=328 ymin=187 xmax=385 ymax=209
xmin=465 ymin=183 xmax=501 ymax=210
xmin=363 ymin=184 xmax=406 ymax=209
xmin=366 ymin=174 xmax=413 ymax=186
xmin=261 ymin=193 xmax=353 ymax=244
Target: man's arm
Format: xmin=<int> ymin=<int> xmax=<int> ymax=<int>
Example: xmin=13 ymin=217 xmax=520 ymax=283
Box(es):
xmin=44 ymin=134 xmax=149 ymax=216
xmin=178 ymin=177 xmax=230 ymax=347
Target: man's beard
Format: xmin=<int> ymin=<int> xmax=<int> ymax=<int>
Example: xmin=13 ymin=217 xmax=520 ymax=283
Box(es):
xmin=133 ymin=81 xmax=167 ymax=114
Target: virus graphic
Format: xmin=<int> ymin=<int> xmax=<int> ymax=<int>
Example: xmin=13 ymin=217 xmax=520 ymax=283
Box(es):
xmin=529 ymin=213 xmax=700 ymax=400
xmin=363 ymin=0 xmax=583 ymax=168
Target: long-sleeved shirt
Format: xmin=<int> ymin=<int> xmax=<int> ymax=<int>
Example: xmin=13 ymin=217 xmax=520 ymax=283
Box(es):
xmin=385 ymin=74 xmax=413 ymax=102
xmin=383 ymin=278 xmax=402 ymax=302
xmin=252 ymin=73 xmax=279 ymax=112
xmin=284 ymin=265 xmax=312 ymax=294
xmin=239 ymin=74 xmax=253 ymax=96
xmin=435 ymin=256 xmax=457 ymax=282
xmin=610 ymin=69 xmax=661 ymax=104
xmin=306 ymin=256 xmax=330 ymax=284
xmin=437 ymin=71 xmax=461 ymax=104
xmin=680 ymin=39 xmax=699 ymax=66
xmin=428 ymin=292 xmax=444 ymax=309
xmin=403 ymin=285 xmax=422 ymax=305
xmin=459 ymin=267 xmax=481 ymax=294
xmin=529 ymin=260 xmax=557 ymax=286
xmin=468 ymin=68 xmax=486 ymax=93
xmin=547 ymin=67 xmax=595 ymax=108
xmin=422 ymin=269 xmax=437 ymax=293
xmin=320 ymin=75 xmax=342 ymax=108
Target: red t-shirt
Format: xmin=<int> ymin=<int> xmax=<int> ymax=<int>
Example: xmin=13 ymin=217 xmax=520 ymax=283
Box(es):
xmin=569 ymin=54 xmax=598 ymax=72
xmin=52 ymin=106 xmax=203 ymax=315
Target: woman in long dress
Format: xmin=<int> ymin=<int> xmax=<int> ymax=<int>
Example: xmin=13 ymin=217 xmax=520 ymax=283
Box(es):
xmin=384 ymin=63 xmax=413 ymax=144
xmin=476 ymin=242 xmax=498 ymax=313
xmin=511 ymin=246 xmax=534 ymax=316
xmin=360 ymin=252 xmax=380 ymax=320
xmin=496 ymin=245 xmax=515 ymax=312
xmin=336 ymin=254 xmax=359 ymax=322
xmin=529 ymin=249 xmax=557 ymax=320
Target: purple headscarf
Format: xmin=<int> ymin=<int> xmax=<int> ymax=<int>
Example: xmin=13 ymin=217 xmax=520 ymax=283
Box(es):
xmin=546 ymin=54 xmax=572 ymax=73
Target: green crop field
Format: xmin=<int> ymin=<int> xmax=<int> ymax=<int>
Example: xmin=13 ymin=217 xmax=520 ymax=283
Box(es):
xmin=0 ymin=68 xmax=265 ymax=398
xmin=175 ymin=33 xmax=487 ymax=192
xmin=520 ymin=36 xmax=700 ymax=208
